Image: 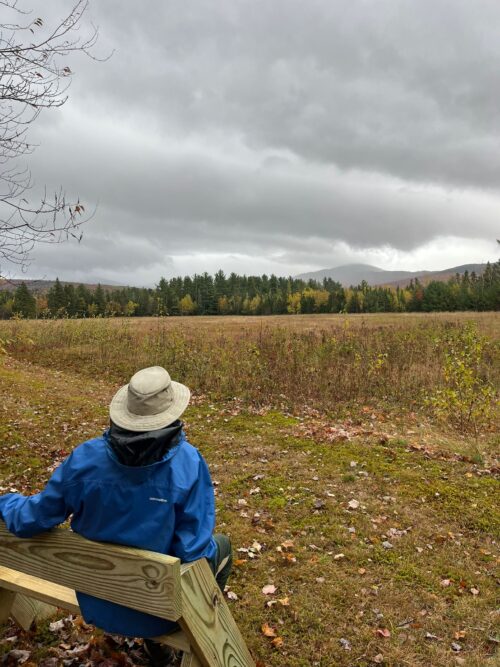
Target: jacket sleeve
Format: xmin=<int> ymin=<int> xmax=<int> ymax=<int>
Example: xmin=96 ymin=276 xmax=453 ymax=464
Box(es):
xmin=0 ymin=456 xmax=73 ymax=538
xmin=171 ymin=453 xmax=216 ymax=563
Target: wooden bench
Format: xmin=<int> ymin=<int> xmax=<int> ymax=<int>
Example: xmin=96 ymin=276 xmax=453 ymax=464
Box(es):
xmin=0 ymin=522 xmax=254 ymax=667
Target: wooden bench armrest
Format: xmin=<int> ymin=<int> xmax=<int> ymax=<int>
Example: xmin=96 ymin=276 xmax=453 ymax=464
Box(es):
xmin=0 ymin=565 xmax=79 ymax=614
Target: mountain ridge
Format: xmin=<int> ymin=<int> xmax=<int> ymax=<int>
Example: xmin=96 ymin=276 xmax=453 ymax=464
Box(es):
xmin=0 ymin=262 xmax=491 ymax=293
xmin=296 ymin=263 xmax=487 ymax=287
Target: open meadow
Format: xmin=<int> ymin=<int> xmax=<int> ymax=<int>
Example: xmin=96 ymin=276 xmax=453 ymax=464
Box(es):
xmin=0 ymin=313 xmax=499 ymax=667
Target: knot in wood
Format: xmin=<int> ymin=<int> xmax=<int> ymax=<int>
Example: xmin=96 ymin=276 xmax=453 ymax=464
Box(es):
xmin=143 ymin=564 xmax=161 ymax=589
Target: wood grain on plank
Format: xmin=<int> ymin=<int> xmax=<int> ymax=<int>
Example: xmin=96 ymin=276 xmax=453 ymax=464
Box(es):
xmin=0 ymin=567 xmax=192 ymax=656
xmin=180 ymin=652 xmax=202 ymax=667
xmin=0 ymin=522 xmax=182 ymax=621
xmin=179 ymin=559 xmax=255 ymax=667
xmin=155 ymin=629 xmax=191 ymax=652
xmin=0 ymin=587 xmax=16 ymax=623
xmin=0 ymin=565 xmax=80 ymax=614
xmin=11 ymin=594 xmax=57 ymax=631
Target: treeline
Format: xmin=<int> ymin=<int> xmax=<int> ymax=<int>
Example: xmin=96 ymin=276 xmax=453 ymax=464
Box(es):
xmin=1 ymin=262 xmax=498 ymax=319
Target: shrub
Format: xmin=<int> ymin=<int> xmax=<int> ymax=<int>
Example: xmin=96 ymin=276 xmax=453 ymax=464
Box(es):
xmin=427 ymin=322 xmax=499 ymax=437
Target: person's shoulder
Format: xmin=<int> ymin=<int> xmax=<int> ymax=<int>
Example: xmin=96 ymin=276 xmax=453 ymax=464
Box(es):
xmin=66 ymin=435 xmax=109 ymax=469
xmin=72 ymin=434 xmax=107 ymax=454
xmin=173 ymin=436 xmax=213 ymax=475
xmin=169 ymin=437 xmax=211 ymax=489
xmin=176 ymin=436 xmax=202 ymax=462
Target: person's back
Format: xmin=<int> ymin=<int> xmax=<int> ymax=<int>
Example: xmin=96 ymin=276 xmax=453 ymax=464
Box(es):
xmin=0 ymin=367 xmax=232 ymax=664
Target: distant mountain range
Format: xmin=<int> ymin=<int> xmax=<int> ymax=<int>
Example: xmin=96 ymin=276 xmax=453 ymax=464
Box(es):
xmin=0 ymin=262 xmax=490 ymax=293
xmin=296 ymin=263 xmax=488 ymax=287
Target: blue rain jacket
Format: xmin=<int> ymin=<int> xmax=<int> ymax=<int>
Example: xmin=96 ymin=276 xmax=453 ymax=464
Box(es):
xmin=0 ymin=431 xmax=217 ymax=637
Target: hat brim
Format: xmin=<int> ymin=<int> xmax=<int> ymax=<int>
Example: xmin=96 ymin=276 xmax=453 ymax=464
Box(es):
xmin=109 ymin=380 xmax=191 ymax=432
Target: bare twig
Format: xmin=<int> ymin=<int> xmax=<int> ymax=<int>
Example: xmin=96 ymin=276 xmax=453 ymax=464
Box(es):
xmin=0 ymin=0 xmax=107 ymax=275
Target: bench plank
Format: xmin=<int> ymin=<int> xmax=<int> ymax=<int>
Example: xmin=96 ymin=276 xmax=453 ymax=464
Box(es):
xmin=0 ymin=566 xmax=80 ymax=614
xmin=179 ymin=559 xmax=255 ymax=667
xmin=0 ymin=588 xmax=16 ymax=624
xmin=0 ymin=523 xmax=181 ymax=621
xmin=0 ymin=525 xmax=255 ymax=665
xmin=11 ymin=595 xmax=57 ymax=631
xmin=155 ymin=629 xmax=192 ymax=653
xmin=180 ymin=653 xmax=202 ymax=667
xmin=0 ymin=565 xmax=195 ymax=655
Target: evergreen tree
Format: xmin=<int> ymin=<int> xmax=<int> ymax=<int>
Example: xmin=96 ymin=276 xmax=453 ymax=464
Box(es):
xmin=47 ymin=278 xmax=66 ymax=316
xmin=2 ymin=265 xmax=498 ymax=321
xmin=93 ymin=284 xmax=106 ymax=316
xmin=13 ymin=282 xmax=36 ymax=318
xmin=75 ymin=284 xmax=90 ymax=317
xmin=63 ymin=284 xmax=78 ymax=317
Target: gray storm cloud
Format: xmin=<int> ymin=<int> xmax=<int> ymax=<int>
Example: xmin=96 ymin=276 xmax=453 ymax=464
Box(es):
xmin=11 ymin=0 xmax=500 ymax=281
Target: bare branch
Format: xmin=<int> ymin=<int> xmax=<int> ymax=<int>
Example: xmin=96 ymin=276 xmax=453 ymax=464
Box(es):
xmin=0 ymin=1 xmax=106 ymax=275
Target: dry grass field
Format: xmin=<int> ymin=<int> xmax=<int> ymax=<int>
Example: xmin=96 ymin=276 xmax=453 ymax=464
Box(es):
xmin=60 ymin=311 xmax=500 ymax=336
xmin=0 ymin=313 xmax=498 ymax=667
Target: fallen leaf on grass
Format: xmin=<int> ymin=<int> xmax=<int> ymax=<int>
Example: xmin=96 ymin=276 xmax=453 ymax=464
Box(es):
xmin=440 ymin=579 xmax=452 ymax=587
xmin=358 ymin=568 xmax=366 ymax=575
xmin=271 ymin=636 xmax=284 ymax=648
xmin=281 ymin=539 xmax=294 ymax=550
xmin=373 ymin=655 xmax=384 ymax=664
xmin=261 ymin=623 xmax=277 ymax=637
xmin=226 ymin=591 xmax=238 ymax=601
xmin=49 ymin=619 xmax=65 ymax=632
xmin=470 ymin=587 xmax=479 ymax=595
xmin=376 ymin=628 xmax=391 ymax=638
xmin=3 ymin=650 xmax=30 ymax=664
xmin=262 ymin=584 xmax=277 ymax=595
xmin=0 ymin=637 xmax=17 ymax=645
xmin=281 ymin=552 xmax=297 ymax=564
xmin=278 ymin=597 xmax=290 ymax=606
xmin=454 ymin=630 xmax=466 ymax=640
xmin=348 ymin=499 xmax=360 ymax=509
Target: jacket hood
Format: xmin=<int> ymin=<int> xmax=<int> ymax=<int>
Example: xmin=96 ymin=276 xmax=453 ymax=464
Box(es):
xmin=106 ymin=420 xmax=183 ymax=467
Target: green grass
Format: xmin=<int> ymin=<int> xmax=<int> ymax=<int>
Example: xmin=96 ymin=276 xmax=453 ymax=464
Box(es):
xmin=0 ymin=320 xmax=498 ymax=666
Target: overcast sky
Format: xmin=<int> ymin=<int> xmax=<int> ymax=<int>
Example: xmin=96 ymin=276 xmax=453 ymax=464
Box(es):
xmin=7 ymin=0 xmax=500 ymax=285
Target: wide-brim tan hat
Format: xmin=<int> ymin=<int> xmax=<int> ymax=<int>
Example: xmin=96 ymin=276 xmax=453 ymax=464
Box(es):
xmin=109 ymin=366 xmax=190 ymax=432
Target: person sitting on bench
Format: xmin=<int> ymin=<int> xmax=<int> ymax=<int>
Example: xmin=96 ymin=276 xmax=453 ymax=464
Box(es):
xmin=0 ymin=366 xmax=232 ymax=667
